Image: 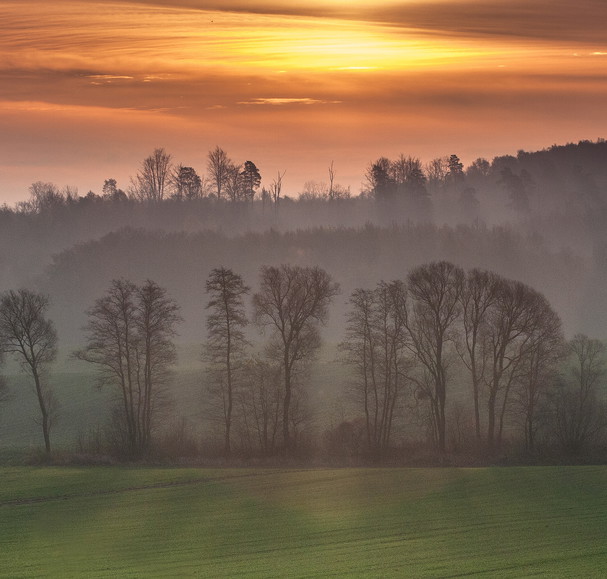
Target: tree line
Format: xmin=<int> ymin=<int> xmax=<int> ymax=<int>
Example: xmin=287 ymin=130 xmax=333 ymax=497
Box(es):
xmin=6 ymin=139 xmax=607 ymax=218
xmin=1 ymin=261 xmax=605 ymax=461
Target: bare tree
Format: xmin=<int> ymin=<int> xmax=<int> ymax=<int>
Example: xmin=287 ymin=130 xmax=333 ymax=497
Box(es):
xmin=76 ymin=279 xmax=181 ymax=457
xmin=269 ymin=170 xmax=286 ymax=210
xmin=0 ymin=374 xmax=9 ymax=422
xmin=237 ymin=356 xmax=282 ymax=455
xmin=328 ymin=161 xmax=335 ymax=200
xmin=130 ymin=148 xmax=173 ymax=202
xmin=17 ymin=182 xmax=65 ymax=214
xmin=483 ymin=280 xmax=550 ymax=449
xmin=0 ymin=289 xmax=58 ymax=453
xmin=425 ymin=156 xmax=449 ymax=192
xmin=300 ymin=181 xmax=329 ymax=201
xmin=553 ymin=334 xmax=607 ymax=453
xmin=0 ymin=346 xmax=8 ymax=410
xmin=341 ymin=288 xmax=375 ymax=449
xmin=207 ymin=146 xmax=231 ymax=200
xmin=136 ymin=280 xmax=182 ymax=451
xmin=392 ymin=155 xmax=427 ymax=200
xmin=253 ymin=265 xmax=339 ymax=452
xmin=225 ymin=163 xmax=243 ymax=202
xmin=457 ymin=269 xmax=501 ymax=440
xmin=405 ymin=261 xmax=464 ymax=452
xmin=204 ymin=267 xmax=250 ymax=457
xmin=513 ymin=297 xmax=564 ymax=451
xmin=340 ymin=281 xmax=410 ymax=454
xmin=0 ymin=346 xmax=7 ymax=411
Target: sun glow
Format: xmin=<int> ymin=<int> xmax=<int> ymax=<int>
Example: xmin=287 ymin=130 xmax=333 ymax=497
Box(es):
xmin=0 ymin=1 xmax=503 ymax=79
xmin=1 ymin=1 xmax=606 ymax=203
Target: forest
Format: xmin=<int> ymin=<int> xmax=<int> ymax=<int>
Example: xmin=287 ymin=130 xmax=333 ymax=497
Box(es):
xmin=1 ymin=138 xmax=607 ymax=464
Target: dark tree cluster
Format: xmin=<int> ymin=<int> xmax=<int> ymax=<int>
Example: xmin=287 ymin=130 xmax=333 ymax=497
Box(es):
xmin=204 ymin=265 xmax=339 ymax=457
xmin=1 ymin=260 xmax=606 ymax=462
xmin=75 ymin=279 xmax=181 ymax=458
xmin=340 ymin=262 xmax=607 ymax=458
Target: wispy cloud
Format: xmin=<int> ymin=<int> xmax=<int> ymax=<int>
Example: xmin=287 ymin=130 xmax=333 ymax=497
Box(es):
xmin=0 ymin=1 xmax=606 ymax=202
xmin=237 ymin=98 xmax=341 ymax=106
xmin=94 ymin=0 xmax=607 ymax=44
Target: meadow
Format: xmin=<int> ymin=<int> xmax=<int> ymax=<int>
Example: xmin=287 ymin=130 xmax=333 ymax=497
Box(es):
xmin=1 ymin=466 xmax=607 ymax=577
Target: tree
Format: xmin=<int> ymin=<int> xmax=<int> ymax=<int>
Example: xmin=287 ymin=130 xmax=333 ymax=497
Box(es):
xmin=499 ymin=167 xmax=530 ymax=212
xmin=392 ymin=154 xmax=428 ymax=200
xmin=457 ymin=269 xmax=501 ymax=440
xmin=340 ymin=281 xmax=410 ymax=454
xmin=102 ymin=178 xmax=127 ymax=201
xmin=130 ymin=148 xmax=173 ymax=202
xmin=553 ymin=334 xmax=607 ymax=453
xmin=170 ymin=165 xmax=202 ymax=200
xmin=207 ymin=146 xmax=231 ymax=200
xmin=225 ymin=163 xmax=243 ymax=202
xmin=17 ymin=182 xmax=65 ymax=214
xmin=328 ymin=161 xmax=336 ymax=200
xmin=405 ymin=261 xmax=464 ymax=452
xmin=466 ymin=157 xmax=491 ymax=180
xmin=481 ymin=279 xmax=559 ymax=449
xmin=253 ymin=265 xmax=340 ymax=452
xmin=240 ymin=161 xmax=261 ymax=202
xmin=136 ymin=280 xmax=182 ymax=450
xmin=0 ymin=373 xmax=8 ymax=416
xmin=425 ymin=156 xmax=449 ymax=191
xmin=237 ymin=356 xmax=282 ymax=455
xmin=0 ymin=344 xmax=8 ymax=409
xmin=513 ymin=295 xmax=564 ymax=451
xmin=447 ymin=154 xmax=465 ymax=186
xmin=204 ymin=267 xmax=250 ymax=457
xmin=365 ymin=157 xmax=395 ymax=200
xmin=269 ymin=170 xmax=286 ymax=208
xmin=0 ymin=289 xmax=58 ymax=453
xmin=76 ymin=279 xmax=181 ymax=457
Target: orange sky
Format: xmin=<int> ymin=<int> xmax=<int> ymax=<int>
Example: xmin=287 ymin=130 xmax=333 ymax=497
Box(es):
xmin=1 ymin=0 xmax=607 ymax=202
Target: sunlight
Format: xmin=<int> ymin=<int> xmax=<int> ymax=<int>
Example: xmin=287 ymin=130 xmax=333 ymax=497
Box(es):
xmin=0 ymin=2 xmax=501 ymax=75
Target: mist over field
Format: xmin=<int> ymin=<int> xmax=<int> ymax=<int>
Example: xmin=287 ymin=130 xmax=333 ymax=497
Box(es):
xmin=2 ymin=140 xmax=606 ymax=343
xmin=1 ymin=139 xmax=607 ymax=460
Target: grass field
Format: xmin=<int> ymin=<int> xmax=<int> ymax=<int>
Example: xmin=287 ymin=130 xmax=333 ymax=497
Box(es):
xmin=1 ymin=466 xmax=607 ymax=577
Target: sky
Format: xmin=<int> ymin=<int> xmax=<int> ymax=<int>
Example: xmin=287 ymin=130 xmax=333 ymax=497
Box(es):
xmin=1 ymin=0 xmax=607 ymax=202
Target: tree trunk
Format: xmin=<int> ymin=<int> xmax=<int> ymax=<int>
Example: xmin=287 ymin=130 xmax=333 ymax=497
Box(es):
xmin=32 ymin=366 xmax=51 ymax=453
xmin=282 ymin=352 xmax=292 ymax=453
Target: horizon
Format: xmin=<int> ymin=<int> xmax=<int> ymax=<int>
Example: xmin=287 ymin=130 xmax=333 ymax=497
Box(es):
xmin=1 ymin=0 xmax=607 ymax=203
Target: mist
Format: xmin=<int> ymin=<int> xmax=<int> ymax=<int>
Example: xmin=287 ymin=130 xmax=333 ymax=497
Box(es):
xmin=2 ymin=138 xmax=607 ymax=460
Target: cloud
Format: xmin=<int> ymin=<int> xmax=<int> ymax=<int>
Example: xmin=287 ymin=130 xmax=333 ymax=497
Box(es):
xmin=372 ymin=1 xmax=607 ymax=44
xmin=237 ymin=98 xmax=341 ymax=106
xmin=93 ymin=0 xmax=607 ymax=44
xmin=1 ymin=1 xmax=606 ymax=204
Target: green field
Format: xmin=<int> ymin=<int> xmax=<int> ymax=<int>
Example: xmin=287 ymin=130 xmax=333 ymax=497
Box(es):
xmin=1 ymin=466 xmax=607 ymax=577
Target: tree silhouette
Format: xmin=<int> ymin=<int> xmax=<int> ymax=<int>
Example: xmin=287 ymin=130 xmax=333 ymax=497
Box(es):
xmin=204 ymin=267 xmax=250 ymax=457
xmin=0 ymin=289 xmax=57 ymax=453
xmin=253 ymin=265 xmax=339 ymax=452
xmin=76 ymin=279 xmax=181 ymax=457
xmin=130 ymin=148 xmax=173 ymax=202
xmin=406 ymin=261 xmax=464 ymax=452
xmin=207 ymin=146 xmax=231 ymax=200
xmin=240 ymin=161 xmax=261 ymax=201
